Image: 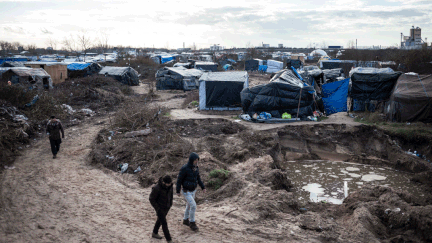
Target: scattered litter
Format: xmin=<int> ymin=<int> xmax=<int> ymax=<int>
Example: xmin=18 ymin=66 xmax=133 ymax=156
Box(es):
xmin=108 ymin=136 xmax=112 ymax=140
xmin=4 ymin=165 xmax=15 ymax=170
xmin=106 ymin=155 xmax=114 ymax=160
xmin=240 ymin=114 xmax=251 ymax=121
xmin=79 ymin=108 xmax=95 ymax=116
xmin=61 ymin=104 xmax=75 ymax=114
xmin=124 ymin=128 xmax=152 ymax=138
xmin=234 ymin=119 xmax=241 ymax=123
xmin=120 ymin=163 xmax=128 ymax=174
xmin=24 ymin=95 xmax=39 ymax=107
xmin=134 ymin=166 xmax=142 ymax=173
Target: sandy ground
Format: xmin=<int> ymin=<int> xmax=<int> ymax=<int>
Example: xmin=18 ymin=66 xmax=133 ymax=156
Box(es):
xmin=0 ymin=84 xmax=363 ymax=243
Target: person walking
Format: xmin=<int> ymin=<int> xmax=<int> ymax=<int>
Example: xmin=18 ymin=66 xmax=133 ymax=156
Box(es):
xmin=46 ymin=115 xmax=64 ymax=159
xmin=176 ymin=152 xmax=206 ymax=231
xmin=149 ymin=175 xmax=174 ymax=243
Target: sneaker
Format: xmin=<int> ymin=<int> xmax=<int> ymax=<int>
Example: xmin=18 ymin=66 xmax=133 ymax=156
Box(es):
xmin=189 ymin=222 xmax=199 ymax=231
xmin=152 ymin=233 xmax=163 ymax=239
xmin=53 ymin=154 xmax=56 ymax=159
xmin=183 ymin=219 xmax=190 ymax=226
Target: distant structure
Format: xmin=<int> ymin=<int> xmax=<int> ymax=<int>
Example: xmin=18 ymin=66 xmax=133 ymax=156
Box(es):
xmin=262 ymin=43 xmax=270 ymax=48
xmin=278 ymin=44 xmax=283 ymax=48
xmin=401 ymin=26 xmax=426 ymax=49
xmin=210 ymin=44 xmax=224 ymax=51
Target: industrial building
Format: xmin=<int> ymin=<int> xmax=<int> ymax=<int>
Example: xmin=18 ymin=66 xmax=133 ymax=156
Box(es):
xmin=401 ymin=26 xmax=427 ymax=49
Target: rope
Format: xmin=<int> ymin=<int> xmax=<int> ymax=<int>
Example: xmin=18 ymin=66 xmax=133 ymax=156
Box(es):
xmin=297 ymin=87 xmax=303 ymax=118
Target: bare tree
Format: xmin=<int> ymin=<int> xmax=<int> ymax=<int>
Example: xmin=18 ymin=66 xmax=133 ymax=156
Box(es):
xmin=46 ymin=37 xmax=58 ymax=54
xmin=0 ymin=41 xmax=14 ymax=57
xmin=245 ymin=41 xmax=258 ymax=60
xmin=96 ymin=30 xmax=110 ymax=54
xmin=346 ymin=40 xmax=356 ymax=49
xmin=62 ymin=34 xmax=79 ymax=57
xmin=26 ymin=44 xmax=37 ymax=56
xmin=76 ymin=30 xmax=93 ymax=62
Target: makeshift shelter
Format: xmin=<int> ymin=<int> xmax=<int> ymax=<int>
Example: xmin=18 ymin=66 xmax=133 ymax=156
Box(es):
xmin=194 ymin=62 xmax=218 ymax=72
xmin=67 ymin=62 xmax=102 ymax=79
xmin=1 ymin=68 xmax=53 ymax=91
xmin=199 ymin=71 xmax=249 ymax=110
xmin=98 ymin=66 xmax=139 ymax=86
xmin=349 ymin=67 xmax=402 ymax=112
xmin=223 ymin=64 xmax=233 ymax=71
xmin=286 ymin=59 xmax=303 ymax=70
xmin=241 ymin=69 xmax=316 ymax=118
xmin=156 ymin=67 xmax=203 ymax=91
xmin=267 ymin=60 xmax=284 ymax=73
xmin=245 ymin=59 xmax=263 ymax=71
xmin=322 ymin=78 xmax=349 ymax=115
xmin=25 ymin=62 xmax=68 ymax=84
xmin=323 ymin=68 xmax=344 ymax=83
xmin=385 ymin=74 xmax=432 ymax=122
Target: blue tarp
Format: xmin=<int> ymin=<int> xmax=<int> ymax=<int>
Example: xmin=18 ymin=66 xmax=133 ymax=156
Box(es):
xmin=0 ymin=58 xmax=28 ymax=65
xmin=223 ymin=64 xmax=233 ymax=70
xmin=67 ymin=63 xmax=91 ymax=71
xmin=258 ymin=65 xmax=267 ymax=72
xmin=161 ymin=56 xmax=174 ymax=64
xmin=322 ymin=78 xmax=349 ymax=115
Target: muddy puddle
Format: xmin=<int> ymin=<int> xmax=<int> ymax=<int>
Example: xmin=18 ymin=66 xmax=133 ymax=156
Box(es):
xmin=285 ymin=160 xmax=424 ymax=204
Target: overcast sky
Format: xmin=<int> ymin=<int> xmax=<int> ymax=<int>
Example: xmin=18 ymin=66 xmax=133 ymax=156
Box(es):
xmin=1 ymin=0 xmax=431 ymax=50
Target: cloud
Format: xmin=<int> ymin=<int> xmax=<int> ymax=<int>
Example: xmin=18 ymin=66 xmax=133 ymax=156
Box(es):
xmin=3 ymin=26 xmax=26 ymax=34
xmin=40 ymin=27 xmax=52 ymax=34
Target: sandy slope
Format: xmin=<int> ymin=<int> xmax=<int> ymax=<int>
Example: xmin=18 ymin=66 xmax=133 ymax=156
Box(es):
xmin=0 ymin=115 xmax=313 ymax=243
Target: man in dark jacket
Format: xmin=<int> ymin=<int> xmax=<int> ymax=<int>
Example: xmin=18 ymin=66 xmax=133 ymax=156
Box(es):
xmin=176 ymin=152 xmax=206 ymax=231
xmin=149 ymin=175 xmax=173 ymax=242
xmin=46 ymin=115 xmax=64 ymax=159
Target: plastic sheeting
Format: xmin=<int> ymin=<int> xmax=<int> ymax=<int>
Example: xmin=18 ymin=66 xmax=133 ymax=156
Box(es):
xmin=67 ymin=63 xmax=91 ymax=71
xmin=245 ymin=59 xmax=263 ymax=71
xmin=323 ymin=68 xmax=343 ymax=83
xmin=349 ymin=68 xmax=402 ymax=101
xmin=195 ymin=62 xmax=218 ymax=72
xmin=241 ymin=69 xmax=315 ymax=118
xmin=156 ymin=67 xmax=203 ymax=91
xmin=322 ymin=78 xmax=349 ymax=115
xmin=267 ymin=60 xmax=283 ymax=74
xmin=385 ymin=74 xmax=432 ymax=122
xmin=98 ymin=67 xmax=139 ymax=85
xmin=199 ymin=71 xmax=248 ymax=110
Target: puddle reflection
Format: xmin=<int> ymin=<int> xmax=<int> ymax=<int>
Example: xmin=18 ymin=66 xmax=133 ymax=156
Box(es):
xmin=287 ymin=161 xmax=420 ymax=205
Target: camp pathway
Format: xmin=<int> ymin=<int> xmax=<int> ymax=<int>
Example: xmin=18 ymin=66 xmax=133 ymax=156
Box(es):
xmin=0 ymin=116 xmax=282 ymax=243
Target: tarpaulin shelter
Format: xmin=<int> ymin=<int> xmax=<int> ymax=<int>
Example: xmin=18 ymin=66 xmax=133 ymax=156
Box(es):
xmin=223 ymin=64 xmax=233 ymax=71
xmin=322 ymin=78 xmax=349 ymax=115
xmin=245 ymin=59 xmax=263 ymax=71
xmin=241 ymin=69 xmax=316 ymax=118
xmin=67 ymin=62 xmax=102 ymax=79
xmin=98 ymin=66 xmax=139 ymax=86
xmin=267 ymin=60 xmax=284 ymax=73
xmin=1 ymin=67 xmax=53 ymax=91
xmin=199 ymin=71 xmax=249 ymax=110
xmin=349 ymin=68 xmax=402 ymax=101
xmin=194 ymin=62 xmax=218 ymax=72
xmin=0 ymin=61 xmax=25 ymax=67
xmin=286 ymin=59 xmax=303 ymax=70
xmin=323 ymin=68 xmax=344 ymax=83
xmin=385 ymin=74 xmax=432 ymax=122
xmin=156 ymin=67 xmax=203 ymax=91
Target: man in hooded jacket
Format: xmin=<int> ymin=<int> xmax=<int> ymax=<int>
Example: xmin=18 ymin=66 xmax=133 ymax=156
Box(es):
xmin=149 ymin=175 xmax=173 ymax=242
xmin=176 ymin=152 xmax=206 ymax=231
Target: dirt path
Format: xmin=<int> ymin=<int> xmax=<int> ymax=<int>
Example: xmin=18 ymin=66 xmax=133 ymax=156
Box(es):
xmin=0 ymin=115 xmax=310 ymax=243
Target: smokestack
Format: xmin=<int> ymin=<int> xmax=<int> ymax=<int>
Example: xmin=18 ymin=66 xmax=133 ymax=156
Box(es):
xmin=356 ymin=39 xmax=357 ymax=49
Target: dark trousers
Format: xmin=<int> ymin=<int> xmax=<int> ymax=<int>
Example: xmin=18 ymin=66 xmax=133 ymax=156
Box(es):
xmin=153 ymin=208 xmax=171 ymax=241
xmin=49 ymin=138 xmax=61 ymax=155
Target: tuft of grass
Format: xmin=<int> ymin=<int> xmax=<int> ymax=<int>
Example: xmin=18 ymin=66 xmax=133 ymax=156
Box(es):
xmin=190 ymin=101 xmax=199 ymax=107
xmin=208 ymin=169 xmax=231 ymax=190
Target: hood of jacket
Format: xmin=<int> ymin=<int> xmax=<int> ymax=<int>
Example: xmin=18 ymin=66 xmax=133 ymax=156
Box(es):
xmin=188 ymin=152 xmax=200 ymax=167
xmin=158 ymin=177 xmax=173 ymax=190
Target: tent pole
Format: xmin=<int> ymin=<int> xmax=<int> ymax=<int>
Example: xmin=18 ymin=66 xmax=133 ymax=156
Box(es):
xmin=297 ymin=87 xmax=303 ymax=118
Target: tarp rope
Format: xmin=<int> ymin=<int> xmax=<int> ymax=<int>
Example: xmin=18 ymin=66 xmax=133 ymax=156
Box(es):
xmin=297 ymin=87 xmax=303 ymax=118
xmin=418 ymin=74 xmax=429 ymax=98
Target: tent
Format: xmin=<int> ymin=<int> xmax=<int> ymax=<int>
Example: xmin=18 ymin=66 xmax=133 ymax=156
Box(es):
xmin=194 ymin=62 xmax=218 ymax=72
xmin=98 ymin=66 xmax=139 ymax=85
xmin=286 ymin=59 xmax=303 ymax=70
xmin=199 ymin=71 xmax=249 ymax=110
xmin=241 ymin=69 xmax=316 ymax=118
xmin=67 ymin=62 xmax=102 ymax=79
xmin=385 ymin=74 xmax=432 ymax=122
xmin=245 ymin=59 xmax=263 ymax=71
xmin=266 ymin=60 xmax=284 ymax=73
xmin=1 ymin=67 xmax=53 ymax=91
xmin=156 ymin=67 xmax=203 ymax=91
xmin=322 ymin=78 xmax=349 ymax=115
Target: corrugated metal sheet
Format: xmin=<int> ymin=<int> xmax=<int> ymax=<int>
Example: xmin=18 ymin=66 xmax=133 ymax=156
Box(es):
xmin=9 ymin=68 xmax=51 ymax=77
xmin=199 ymin=71 xmax=248 ymax=82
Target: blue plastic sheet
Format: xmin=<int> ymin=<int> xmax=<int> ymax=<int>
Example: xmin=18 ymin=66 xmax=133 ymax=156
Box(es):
xmin=258 ymin=65 xmax=267 ymax=72
xmin=322 ymin=78 xmax=349 ymax=115
xmin=67 ymin=63 xmax=91 ymax=71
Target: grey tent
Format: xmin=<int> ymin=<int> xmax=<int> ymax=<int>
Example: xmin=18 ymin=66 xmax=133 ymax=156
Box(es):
xmin=1 ymin=67 xmax=53 ymax=91
xmin=98 ymin=66 xmax=139 ymax=85
xmin=199 ymin=71 xmax=249 ymax=110
xmin=194 ymin=62 xmax=218 ymax=72
xmin=385 ymin=74 xmax=432 ymax=122
xmin=156 ymin=67 xmax=203 ymax=91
